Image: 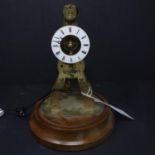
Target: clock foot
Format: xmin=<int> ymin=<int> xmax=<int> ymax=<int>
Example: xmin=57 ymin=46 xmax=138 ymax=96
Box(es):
xmin=29 ymin=93 xmax=115 ymax=151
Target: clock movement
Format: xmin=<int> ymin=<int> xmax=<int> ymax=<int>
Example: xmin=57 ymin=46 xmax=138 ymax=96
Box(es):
xmin=29 ymin=4 xmax=115 ymax=151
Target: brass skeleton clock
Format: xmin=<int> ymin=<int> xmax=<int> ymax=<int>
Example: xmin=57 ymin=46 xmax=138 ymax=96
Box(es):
xmin=29 ymin=4 xmax=115 ymax=151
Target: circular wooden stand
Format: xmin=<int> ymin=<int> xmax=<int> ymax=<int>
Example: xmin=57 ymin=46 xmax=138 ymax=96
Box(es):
xmin=29 ymin=96 xmax=115 ymax=151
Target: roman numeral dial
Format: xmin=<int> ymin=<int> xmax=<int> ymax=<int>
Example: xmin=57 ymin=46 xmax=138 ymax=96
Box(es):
xmin=51 ymin=25 xmax=90 ymax=64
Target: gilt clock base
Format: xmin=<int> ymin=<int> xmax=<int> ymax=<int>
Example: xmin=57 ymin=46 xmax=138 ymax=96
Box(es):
xmin=29 ymin=95 xmax=115 ymax=151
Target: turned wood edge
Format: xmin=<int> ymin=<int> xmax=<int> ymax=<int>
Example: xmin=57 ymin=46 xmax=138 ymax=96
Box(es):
xmin=29 ymin=109 xmax=115 ymax=151
xmin=29 ymin=93 xmax=115 ymax=151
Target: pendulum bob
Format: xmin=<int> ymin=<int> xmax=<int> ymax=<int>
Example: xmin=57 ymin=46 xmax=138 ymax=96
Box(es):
xmin=29 ymin=60 xmax=115 ymax=151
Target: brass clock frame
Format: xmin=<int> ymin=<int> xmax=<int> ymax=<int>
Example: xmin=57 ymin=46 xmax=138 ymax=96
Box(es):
xmin=29 ymin=4 xmax=115 ymax=151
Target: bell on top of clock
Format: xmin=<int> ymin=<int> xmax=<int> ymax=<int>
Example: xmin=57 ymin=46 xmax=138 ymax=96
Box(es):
xmin=29 ymin=4 xmax=115 ymax=151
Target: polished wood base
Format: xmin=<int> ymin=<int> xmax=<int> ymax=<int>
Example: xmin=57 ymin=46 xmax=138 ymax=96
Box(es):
xmin=29 ymin=95 xmax=115 ymax=151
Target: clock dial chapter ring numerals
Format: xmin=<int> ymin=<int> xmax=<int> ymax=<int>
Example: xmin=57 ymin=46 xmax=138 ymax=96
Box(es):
xmin=51 ymin=25 xmax=90 ymax=64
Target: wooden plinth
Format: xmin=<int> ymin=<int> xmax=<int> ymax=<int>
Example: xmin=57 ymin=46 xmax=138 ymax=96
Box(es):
xmin=29 ymin=95 xmax=115 ymax=151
